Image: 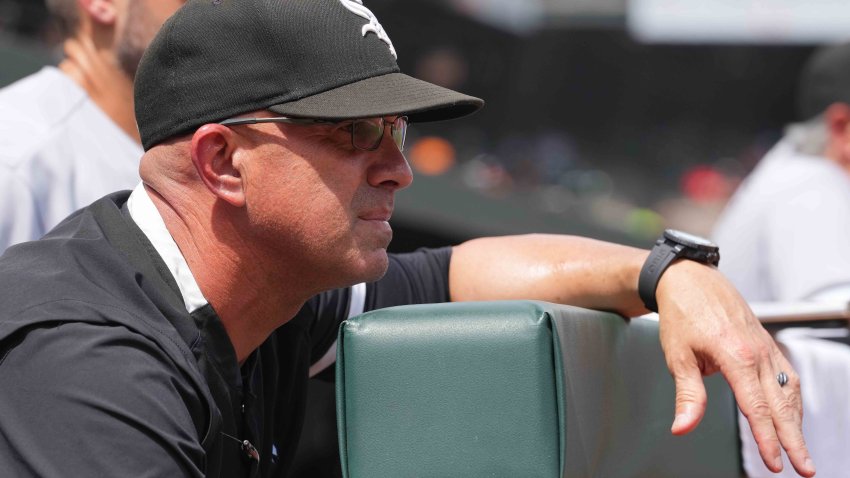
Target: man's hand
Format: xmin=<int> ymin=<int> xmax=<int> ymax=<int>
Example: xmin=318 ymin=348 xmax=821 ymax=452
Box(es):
xmin=450 ymin=234 xmax=816 ymax=477
xmin=657 ymin=260 xmax=815 ymax=477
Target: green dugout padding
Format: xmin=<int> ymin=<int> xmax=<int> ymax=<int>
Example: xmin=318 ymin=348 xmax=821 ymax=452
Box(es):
xmin=336 ymin=301 xmax=740 ymax=477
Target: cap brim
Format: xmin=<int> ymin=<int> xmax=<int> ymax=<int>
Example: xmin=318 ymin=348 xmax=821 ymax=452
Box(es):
xmin=267 ymin=72 xmax=483 ymax=123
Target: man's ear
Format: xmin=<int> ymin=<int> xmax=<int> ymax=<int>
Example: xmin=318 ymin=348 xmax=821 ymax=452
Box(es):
xmin=77 ymin=0 xmax=118 ymax=25
xmin=190 ymin=124 xmax=246 ymax=207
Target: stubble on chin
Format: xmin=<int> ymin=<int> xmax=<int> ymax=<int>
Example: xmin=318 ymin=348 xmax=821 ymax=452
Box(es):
xmin=352 ymin=245 xmax=391 ymax=286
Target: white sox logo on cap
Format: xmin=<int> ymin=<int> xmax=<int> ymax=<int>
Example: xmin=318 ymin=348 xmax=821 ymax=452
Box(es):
xmin=339 ymin=0 xmax=397 ymax=59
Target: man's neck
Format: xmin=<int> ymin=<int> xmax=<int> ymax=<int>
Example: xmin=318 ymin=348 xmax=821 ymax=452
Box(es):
xmin=145 ymin=185 xmax=309 ymax=363
xmin=58 ymin=36 xmax=140 ymax=144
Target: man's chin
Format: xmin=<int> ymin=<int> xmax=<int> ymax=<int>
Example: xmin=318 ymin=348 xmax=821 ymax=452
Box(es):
xmin=326 ymin=247 xmax=391 ymax=289
xmin=359 ymin=250 xmax=390 ymax=282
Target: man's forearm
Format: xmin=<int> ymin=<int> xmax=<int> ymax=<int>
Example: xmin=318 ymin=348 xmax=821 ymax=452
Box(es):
xmin=449 ymin=234 xmax=651 ymax=317
xmin=451 ymin=233 xmax=816 ymax=477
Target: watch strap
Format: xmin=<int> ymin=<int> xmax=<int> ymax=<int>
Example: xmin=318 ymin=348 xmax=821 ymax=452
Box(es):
xmin=638 ymin=240 xmax=682 ymax=313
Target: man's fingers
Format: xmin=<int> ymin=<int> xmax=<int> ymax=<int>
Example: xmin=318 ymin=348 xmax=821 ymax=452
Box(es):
xmin=656 ymin=263 xmax=815 ymax=476
xmin=669 ymin=353 xmax=707 ymax=435
xmin=719 ymin=337 xmax=816 ymax=477
xmin=726 ymin=363 xmax=784 ymax=472
xmin=768 ymin=359 xmax=816 ymax=477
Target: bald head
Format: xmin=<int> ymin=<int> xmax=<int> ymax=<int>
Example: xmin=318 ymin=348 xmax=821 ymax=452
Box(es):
xmin=139 ymin=118 xmax=270 ymax=206
xmin=139 ymin=135 xmax=196 ymax=189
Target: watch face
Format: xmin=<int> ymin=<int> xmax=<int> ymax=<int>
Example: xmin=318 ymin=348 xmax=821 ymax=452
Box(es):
xmin=664 ymin=229 xmax=718 ymax=250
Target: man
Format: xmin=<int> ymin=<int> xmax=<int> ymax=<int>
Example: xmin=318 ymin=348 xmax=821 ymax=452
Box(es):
xmin=2 ymin=1 xmax=358 ymax=475
xmin=0 ymin=0 xmax=184 ymax=251
xmin=714 ymin=43 xmax=850 ymax=302
xmin=0 ymin=1 xmax=814 ymax=477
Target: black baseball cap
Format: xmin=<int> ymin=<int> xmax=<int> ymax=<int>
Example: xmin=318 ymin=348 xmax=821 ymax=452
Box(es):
xmin=797 ymin=42 xmax=850 ymax=121
xmin=135 ymin=0 xmax=484 ymax=150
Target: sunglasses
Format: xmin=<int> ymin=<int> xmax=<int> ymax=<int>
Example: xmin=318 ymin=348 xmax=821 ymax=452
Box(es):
xmin=219 ymin=115 xmax=408 ymax=152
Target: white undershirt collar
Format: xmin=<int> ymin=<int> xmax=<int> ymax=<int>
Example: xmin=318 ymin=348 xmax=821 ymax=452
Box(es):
xmin=127 ymin=182 xmax=208 ymax=313
xmin=126 ymin=182 xmax=365 ymax=374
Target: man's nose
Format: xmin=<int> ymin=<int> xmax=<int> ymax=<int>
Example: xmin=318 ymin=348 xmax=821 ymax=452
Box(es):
xmin=367 ymin=127 xmax=413 ymax=191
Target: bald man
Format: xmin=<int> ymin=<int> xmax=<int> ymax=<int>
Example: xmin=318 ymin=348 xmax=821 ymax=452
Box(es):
xmin=0 ymin=2 xmax=815 ymax=477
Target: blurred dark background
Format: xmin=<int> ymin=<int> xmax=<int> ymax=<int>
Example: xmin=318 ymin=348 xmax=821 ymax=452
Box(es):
xmin=2 ymin=0 xmax=838 ymax=250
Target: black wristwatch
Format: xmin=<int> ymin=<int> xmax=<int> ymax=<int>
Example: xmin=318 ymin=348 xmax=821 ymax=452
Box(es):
xmin=638 ymin=229 xmax=720 ymax=312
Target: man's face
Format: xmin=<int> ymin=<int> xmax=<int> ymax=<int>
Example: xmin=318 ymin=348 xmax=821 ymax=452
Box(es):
xmin=235 ymin=115 xmax=414 ymax=292
xmin=114 ymin=0 xmax=186 ymax=78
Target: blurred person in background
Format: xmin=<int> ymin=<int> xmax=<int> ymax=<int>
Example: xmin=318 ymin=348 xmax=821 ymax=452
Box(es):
xmin=713 ymin=43 xmax=850 ymax=303
xmin=0 ymin=0 xmax=184 ymax=252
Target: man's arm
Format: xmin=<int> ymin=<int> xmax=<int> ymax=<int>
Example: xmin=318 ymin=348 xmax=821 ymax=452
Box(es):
xmin=449 ymin=233 xmax=815 ymax=477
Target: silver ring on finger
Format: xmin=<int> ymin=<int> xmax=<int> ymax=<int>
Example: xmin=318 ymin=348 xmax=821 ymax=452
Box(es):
xmin=777 ymin=371 xmax=788 ymax=387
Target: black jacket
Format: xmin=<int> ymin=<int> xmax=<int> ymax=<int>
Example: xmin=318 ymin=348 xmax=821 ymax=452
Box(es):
xmin=0 ymin=191 xmax=451 ymax=477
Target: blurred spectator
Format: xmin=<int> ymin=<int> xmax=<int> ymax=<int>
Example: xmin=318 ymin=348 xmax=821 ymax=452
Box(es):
xmin=0 ymin=0 xmax=184 ymax=252
xmin=713 ymin=43 xmax=850 ymax=302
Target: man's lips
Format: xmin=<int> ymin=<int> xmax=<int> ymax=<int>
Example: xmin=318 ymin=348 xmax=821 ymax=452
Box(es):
xmin=358 ymin=209 xmax=394 ymax=243
xmin=358 ymin=209 xmax=393 ymax=222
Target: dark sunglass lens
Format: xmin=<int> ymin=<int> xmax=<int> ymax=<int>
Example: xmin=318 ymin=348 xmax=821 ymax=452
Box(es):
xmin=352 ymin=119 xmax=384 ymax=150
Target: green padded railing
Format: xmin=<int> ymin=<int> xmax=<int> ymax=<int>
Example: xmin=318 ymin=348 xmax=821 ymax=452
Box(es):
xmin=336 ymin=301 xmax=740 ymax=478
